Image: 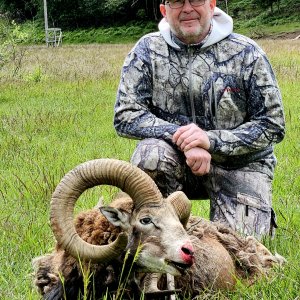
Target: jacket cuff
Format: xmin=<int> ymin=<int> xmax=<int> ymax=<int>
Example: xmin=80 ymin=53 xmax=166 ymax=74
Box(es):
xmin=206 ymin=131 xmax=216 ymax=153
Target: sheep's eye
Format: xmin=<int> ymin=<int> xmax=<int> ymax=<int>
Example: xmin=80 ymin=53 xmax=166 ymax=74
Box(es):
xmin=140 ymin=217 xmax=152 ymax=225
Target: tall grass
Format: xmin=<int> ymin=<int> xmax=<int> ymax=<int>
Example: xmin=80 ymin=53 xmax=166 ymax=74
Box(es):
xmin=0 ymin=40 xmax=299 ymax=299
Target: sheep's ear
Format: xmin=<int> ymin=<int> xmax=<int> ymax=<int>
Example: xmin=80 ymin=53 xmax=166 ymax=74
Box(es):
xmin=100 ymin=206 xmax=130 ymax=230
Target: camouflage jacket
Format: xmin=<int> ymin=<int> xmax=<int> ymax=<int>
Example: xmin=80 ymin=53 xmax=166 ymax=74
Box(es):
xmin=114 ymin=8 xmax=285 ymax=177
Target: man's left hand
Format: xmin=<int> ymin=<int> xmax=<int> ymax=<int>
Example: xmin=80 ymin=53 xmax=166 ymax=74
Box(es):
xmin=184 ymin=147 xmax=211 ymax=175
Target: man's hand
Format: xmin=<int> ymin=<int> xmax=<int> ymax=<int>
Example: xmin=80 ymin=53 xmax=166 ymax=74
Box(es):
xmin=184 ymin=147 xmax=211 ymax=176
xmin=172 ymin=123 xmax=210 ymax=152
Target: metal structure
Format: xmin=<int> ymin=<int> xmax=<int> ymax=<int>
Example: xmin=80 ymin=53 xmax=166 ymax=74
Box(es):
xmin=43 ymin=0 xmax=62 ymax=47
xmin=225 ymin=0 xmax=229 ymax=14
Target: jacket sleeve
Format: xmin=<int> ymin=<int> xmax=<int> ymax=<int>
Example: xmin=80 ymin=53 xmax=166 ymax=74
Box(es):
xmin=114 ymin=38 xmax=180 ymax=144
xmin=206 ymin=47 xmax=285 ymax=157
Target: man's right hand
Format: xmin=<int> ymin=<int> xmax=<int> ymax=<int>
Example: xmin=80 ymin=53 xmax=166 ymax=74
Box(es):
xmin=184 ymin=147 xmax=211 ymax=176
xmin=172 ymin=123 xmax=210 ymax=152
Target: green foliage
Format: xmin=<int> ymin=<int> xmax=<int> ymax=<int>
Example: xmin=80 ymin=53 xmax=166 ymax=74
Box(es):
xmin=218 ymin=0 xmax=300 ymax=27
xmin=0 ymin=0 xmax=39 ymax=20
xmin=19 ymin=21 xmax=157 ymax=45
xmin=0 ymin=0 xmax=162 ymax=28
xmin=25 ymin=66 xmax=43 ymax=83
xmin=0 ymin=17 xmax=30 ymax=74
xmin=1 ymin=0 xmax=299 ymax=36
xmin=211 ymin=0 xmax=300 ymax=38
xmin=251 ymin=0 xmax=280 ymax=10
xmin=0 ymin=1 xmax=298 ymax=45
xmin=62 ymin=22 xmax=157 ymax=44
xmin=104 ymin=0 xmax=128 ymax=14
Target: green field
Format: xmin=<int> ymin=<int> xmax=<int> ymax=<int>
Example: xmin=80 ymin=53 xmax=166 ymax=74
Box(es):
xmin=0 ymin=40 xmax=299 ymax=299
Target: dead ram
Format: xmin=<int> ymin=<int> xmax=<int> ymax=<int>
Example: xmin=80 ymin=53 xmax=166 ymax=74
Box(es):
xmin=32 ymin=159 xmax=285 ymax=299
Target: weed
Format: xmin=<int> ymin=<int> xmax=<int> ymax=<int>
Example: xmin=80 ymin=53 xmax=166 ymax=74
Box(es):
xmin=25 ymin=67 xmax=43 ymax=83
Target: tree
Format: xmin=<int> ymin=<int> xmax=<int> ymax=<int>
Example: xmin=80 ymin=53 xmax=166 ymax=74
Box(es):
xmin=0 ymin=0 xmax=162 ymax=28
xmin=251 ymin=0 xmax=281 ymax=13
xmin=0 ymin=0 xmax=39 ymax=20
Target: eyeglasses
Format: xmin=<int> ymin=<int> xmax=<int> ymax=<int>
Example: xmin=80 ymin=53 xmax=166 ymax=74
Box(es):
xmin=165 ymin=0 xmax=206 ymax=9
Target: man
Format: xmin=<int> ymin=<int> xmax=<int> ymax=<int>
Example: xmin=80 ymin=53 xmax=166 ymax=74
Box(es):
xmin=114 ymin=0 xmax=285 ymax=238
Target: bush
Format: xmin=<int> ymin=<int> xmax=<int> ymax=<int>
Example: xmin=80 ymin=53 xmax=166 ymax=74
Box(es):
xmin=0 ymin=17 xmax=28 ymax=69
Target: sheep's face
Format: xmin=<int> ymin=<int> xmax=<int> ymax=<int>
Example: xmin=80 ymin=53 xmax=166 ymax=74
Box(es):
xmin=100 ymin=201 xmax=194 ymax=276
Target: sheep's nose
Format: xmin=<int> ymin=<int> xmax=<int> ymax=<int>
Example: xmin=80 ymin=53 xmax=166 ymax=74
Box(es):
xmin=181 ymin=243 xmax=194 ymax=265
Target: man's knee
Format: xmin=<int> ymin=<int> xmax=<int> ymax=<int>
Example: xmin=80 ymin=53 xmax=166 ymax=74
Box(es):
xmin=130 ymin=138 xmax=184 ymax=196
xmin=131 ymin=138 xmax=181 ymax=172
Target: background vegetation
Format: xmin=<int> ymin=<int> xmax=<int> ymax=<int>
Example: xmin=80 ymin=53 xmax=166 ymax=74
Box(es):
xmin=0 ymin=0 xmax=300 ymax=44
xmin=0 ymin=37 xmax=299 ymax=298
xmin=1 ymin=0 xmax=300 ymax=28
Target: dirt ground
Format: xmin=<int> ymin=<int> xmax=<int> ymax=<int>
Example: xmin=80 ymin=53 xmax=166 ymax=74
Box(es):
xmin=265 ymin=30 xmax=300 ymax=40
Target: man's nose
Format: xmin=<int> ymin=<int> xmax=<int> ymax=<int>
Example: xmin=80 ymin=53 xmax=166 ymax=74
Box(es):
xmin=182 ymin=0 xmax=195 ymax=10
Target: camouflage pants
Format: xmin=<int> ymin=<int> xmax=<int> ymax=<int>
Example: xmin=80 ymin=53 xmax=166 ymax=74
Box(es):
xmin=131 ymin=138 xmax=277 ymax=239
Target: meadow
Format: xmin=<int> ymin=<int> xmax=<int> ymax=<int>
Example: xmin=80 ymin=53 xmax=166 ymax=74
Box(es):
xmin=0 ymin=40 xmax=299 ymax=299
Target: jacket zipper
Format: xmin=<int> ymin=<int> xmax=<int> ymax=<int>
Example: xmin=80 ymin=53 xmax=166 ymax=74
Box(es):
xmin=188 ymin=46 xmax=197 ymax=124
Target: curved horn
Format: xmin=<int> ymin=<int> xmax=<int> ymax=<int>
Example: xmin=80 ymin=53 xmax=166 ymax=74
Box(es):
xmin=50 ymin=159 xmax=163 ymax=263
xmin=166 ymin=191 xmax=191 ymax=228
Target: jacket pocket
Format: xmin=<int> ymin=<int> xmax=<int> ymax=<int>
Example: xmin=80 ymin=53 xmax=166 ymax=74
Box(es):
xmin=235 ymin=193 xmax=271 ymax=237
xmin=215 ymin=93 xmax=245 ymax=129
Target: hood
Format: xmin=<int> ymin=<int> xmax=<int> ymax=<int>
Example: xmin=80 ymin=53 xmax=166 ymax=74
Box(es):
xmin=158 ymin=7 xmax=233 ymax=49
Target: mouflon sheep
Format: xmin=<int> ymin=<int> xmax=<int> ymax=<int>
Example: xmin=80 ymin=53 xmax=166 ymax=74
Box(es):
xmin=32 ymin=159 xmax=285 ymax=299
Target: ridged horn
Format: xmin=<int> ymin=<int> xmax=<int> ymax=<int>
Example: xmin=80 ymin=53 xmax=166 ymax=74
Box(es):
xmin=50 ymin=159 xmax=163 ymax=263
xmin=166 ymin=191 xmax=191 ymax=228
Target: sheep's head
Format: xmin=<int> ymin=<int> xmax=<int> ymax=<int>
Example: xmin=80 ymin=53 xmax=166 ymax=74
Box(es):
xmin=50 ymin=159 xmax=194 ymax=276
xmin=101 ymin=194 xmax=194 ymax=275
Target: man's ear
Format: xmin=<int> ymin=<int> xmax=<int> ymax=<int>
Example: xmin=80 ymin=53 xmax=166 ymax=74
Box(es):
xmin=100 ymin=206 xmax=130 ymax=230
xmin=160 ymin=4 xmax=167 ymax=18
xmin=210 ymin=0 xmax=217 ymax=12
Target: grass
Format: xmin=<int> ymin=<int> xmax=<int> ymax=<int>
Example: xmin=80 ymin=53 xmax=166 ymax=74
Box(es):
xmin=0 ymin=39 xmax=299 ymax=299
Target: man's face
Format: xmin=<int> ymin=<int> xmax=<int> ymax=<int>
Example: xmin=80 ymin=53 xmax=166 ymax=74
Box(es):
xmin=160 ymin=0 xmax=216 ymax=44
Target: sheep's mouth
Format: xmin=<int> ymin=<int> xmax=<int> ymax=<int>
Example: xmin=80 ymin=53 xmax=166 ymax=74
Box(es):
xmin=166 ymin=260 xmax=192 ymax=274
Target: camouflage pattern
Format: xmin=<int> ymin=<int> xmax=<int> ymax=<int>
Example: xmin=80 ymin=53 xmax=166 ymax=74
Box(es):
xmin=131 ymin=138 xmax=276 ymax=238
xmin=114 ymin=32 xmax=285 ymax=178
xmin=114 ymin=30 xmax=284 ymax=237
